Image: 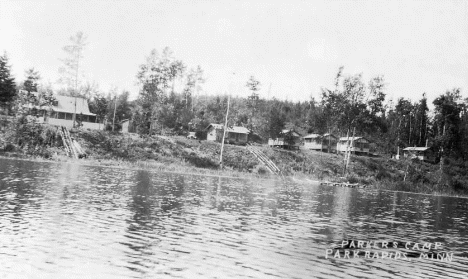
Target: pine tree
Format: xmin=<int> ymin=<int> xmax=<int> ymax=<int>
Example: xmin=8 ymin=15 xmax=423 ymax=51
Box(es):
xmin=0 ymin=53 xmax=17 ymax=113
xmin=23 ymin=68 xmax=40 ymax=93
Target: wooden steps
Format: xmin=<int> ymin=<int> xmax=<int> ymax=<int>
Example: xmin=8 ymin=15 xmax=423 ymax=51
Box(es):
xmin=58 ymin=126 xmax=85 ymax=159
xmin=246 ymin=143 xmax=282 ymax=176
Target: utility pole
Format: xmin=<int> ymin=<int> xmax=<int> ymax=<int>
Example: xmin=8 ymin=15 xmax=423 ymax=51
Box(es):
xmin=73 ymin=96 xmax=77 ymax=128
xmin=343 ymin=129 xmax=350 ymax=175
xmin=219 ymin=94 xmax=231 ymax=168
xmin=346 ymin=127 xmax=356 ymax=173
xmin=112 ymin=95 xmax=117 ymax=132
xmin=220 ymin=73 xmax=235 ymax=168
xmin=73 ymin=42 xmax=80 ymax=129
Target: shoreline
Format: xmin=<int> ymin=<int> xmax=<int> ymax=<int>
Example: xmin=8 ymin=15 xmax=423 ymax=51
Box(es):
xmin=0 ymin=151 xmax=279 ymax=183
xmin=2 ymin=152 xmax=468 ymax=199
xmin=1 ymin=121 xmax=468 ymax=198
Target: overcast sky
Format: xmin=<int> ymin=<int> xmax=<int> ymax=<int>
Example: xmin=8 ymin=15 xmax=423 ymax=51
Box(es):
xmin=1 ymin=0 xmax=467 ymax=103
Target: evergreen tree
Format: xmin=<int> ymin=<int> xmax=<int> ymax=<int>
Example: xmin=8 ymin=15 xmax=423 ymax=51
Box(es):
xmin=0 ymin=53 xmax=17 ymax=113
xmin=23 ymin=68 xmax=40 ymax=93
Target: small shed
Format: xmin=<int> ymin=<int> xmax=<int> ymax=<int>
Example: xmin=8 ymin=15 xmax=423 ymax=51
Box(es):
xmin=337 ymin=136 xmax=371 ymax=155
xmin=303 ymin=133 xmax=337 ymax=153
xmin=268 ymin=129 xmax=302 ymax=150
xmin=206 ymin=123 xmax=224 ymax=141
xmin=403 ymin=147 xmax=436 ymax=163
xmin=121 ymin=119 xmax=136 ymax=134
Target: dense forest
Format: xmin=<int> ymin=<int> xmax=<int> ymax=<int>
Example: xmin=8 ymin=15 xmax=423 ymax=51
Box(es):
xmin=1 ymin=32 xmax=468 ymax=166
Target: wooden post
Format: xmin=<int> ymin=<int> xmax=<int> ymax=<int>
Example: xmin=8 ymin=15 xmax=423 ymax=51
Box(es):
xmin=346 ymin=127 xmax=356 ymax=173
xmin=320 ymin=136 xmax=323 ymax=160
xmin=343 ymin=129 xmax=349 ymax=175
xmin=219 ymin=94 xmax=231 ymax=168
xmin=73 ymin=96 xmax=77 ymax=128
xmin=112 ymin=96 xmax=117 ymax=132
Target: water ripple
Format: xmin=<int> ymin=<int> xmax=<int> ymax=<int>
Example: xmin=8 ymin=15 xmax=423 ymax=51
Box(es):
xmin=0 ymin=158 xmax=467 ymax=278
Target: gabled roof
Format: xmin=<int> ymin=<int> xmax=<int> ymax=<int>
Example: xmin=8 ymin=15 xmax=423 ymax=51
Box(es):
xmin=403 ymin=147 xmax=431 ymax=151
xmin=52 ymin=96 xmax=95 ymax=116
xmin=205 ymin=123 xmax=250 ymax=134
xmin=323 ymin=133 xmax=337 ymax=139
xmin=205 ymin=123 xmax=224 ymax=130
xmin=303 ymin=133 xmax=321 ymax=139
xmin=227 ymin=126 xmax=250 ymax=134
xmin=280 ymin=129 xmax=301 ymax=137
xmin=304 ymin=133 xmax=337 ymax=139
xmin=338 ymin=136 xmax=369 ymax=142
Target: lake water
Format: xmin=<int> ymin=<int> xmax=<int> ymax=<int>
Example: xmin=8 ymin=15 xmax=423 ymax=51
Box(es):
xmin=0 ymin=157 xmax=468 ymax=278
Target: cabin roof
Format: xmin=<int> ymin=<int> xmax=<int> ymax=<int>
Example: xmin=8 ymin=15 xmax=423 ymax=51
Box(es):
xmin=338 ymin=136 xmax=369 ymax=142
xmin=303 ymin=133 xmax=320 ymax=139
xmin=227 ymin=126 xmax=250 ymax=134
xmin=205 ymin=123 xmax=224 ymax=130
xmin=403 ymin=147 xmax=431 ymax=151
xmin=52 ymin=95 xmax=95 ymax=116
xmin=205 ymin=123 xmax=250 ymax=134
xmin=304 ymin=133 xmax=337 ymax=139
xmin=280 ymin=129 xmax=301 ymax=137
xmin=323 ymin=133 xmax=337 ymax=138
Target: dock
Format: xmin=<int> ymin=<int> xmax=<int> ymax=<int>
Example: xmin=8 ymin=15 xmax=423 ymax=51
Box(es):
xmin=319 ymin=181 xmax=367 ymax=188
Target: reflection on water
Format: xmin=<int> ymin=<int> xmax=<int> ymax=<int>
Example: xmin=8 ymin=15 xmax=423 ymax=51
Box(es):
xmin=0 ymin=158 xmax=468 ymax=278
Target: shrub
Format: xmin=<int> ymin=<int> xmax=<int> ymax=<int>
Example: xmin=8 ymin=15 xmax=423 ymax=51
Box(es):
xmin=4 ymin=143 xmax=15 ymax=152
xmin=253 ymin=164 xmax=269 ymax=175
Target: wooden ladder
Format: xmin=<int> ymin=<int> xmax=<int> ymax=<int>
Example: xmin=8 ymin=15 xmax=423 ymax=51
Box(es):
xmin=59 ymin=126 xmax=78 ymax=159
xmin=246 ymin=143 xmax=282 ymax=176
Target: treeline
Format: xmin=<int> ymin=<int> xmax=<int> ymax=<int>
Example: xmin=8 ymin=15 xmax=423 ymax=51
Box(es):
xmin=1 ymin=32 xmax=468 ymax=163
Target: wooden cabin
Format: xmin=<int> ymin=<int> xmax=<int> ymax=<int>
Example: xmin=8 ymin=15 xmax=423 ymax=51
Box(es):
xmin=403 ymin=147 xmax=437 ymax=163
xmin=303 ymin=133 xmax=337 ymax=153
xmin=205 ymin=124 xmax=250 ymax=145
xmin=47 ymin=96 xmax=102 ymax=129
xmin=337 ymin=136 xmax=371 ymax=155
xmin=23 ymin=93 xmax=103 ymax=130
xmin=268 ymin=129 xmax=302 ymax=150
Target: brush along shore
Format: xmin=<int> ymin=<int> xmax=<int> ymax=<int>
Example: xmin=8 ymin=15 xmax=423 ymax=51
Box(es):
xmin=1 ymin=122 xmax=468 ymax=197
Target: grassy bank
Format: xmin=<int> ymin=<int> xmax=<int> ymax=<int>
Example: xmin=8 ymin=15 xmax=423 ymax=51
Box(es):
xmin=1 ymin=119 xmax=468 ymax=197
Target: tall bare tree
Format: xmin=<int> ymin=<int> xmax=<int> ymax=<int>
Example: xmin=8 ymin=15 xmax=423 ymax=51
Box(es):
xmin=58 ymin=31 xmax=88 ymax=96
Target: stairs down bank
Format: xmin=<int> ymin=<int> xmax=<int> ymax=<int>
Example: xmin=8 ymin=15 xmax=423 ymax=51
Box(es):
xmin=246 ymin=143 xmax=282 ymax=176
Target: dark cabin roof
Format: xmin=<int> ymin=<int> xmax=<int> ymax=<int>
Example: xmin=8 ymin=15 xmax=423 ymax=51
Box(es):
xmin=280 ymin=129 xmax=301 ymax=137
xmin=403 ymin=147 xmax=431 ymax=152
xmin=338 ymin=136 xmax=370 ymax=142
xmin=304 ymin=133 xmax=337 ymax=139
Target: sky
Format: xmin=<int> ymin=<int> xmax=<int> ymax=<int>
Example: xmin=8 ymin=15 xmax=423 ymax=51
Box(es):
xmin=1 ymin=0 xmax=467 ymax=104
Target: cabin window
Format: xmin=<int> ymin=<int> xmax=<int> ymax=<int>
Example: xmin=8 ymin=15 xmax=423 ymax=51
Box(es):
xmin=66 ymin=113 xmax=73 ymax=120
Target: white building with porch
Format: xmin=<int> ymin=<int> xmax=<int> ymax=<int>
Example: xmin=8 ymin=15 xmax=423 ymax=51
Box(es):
xmin=33 ymin=95 xmax=103 ymax=130
xmin=337 ymin=136 xmax=371 ymax=155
